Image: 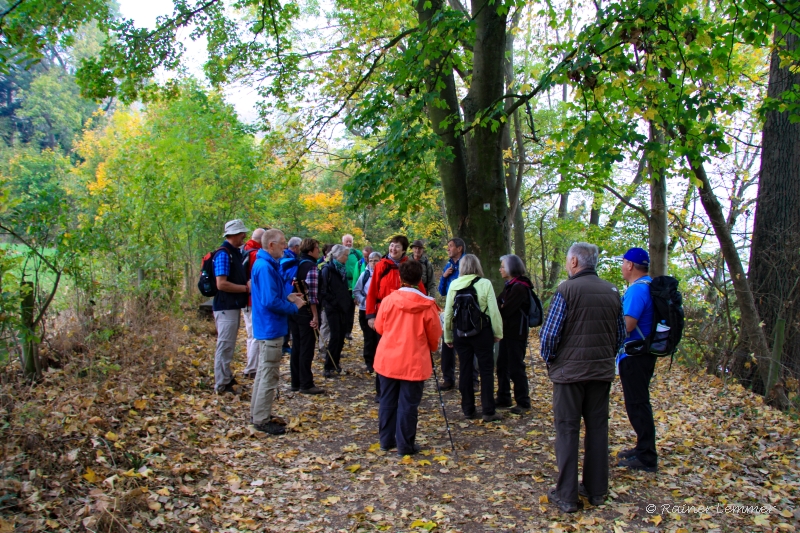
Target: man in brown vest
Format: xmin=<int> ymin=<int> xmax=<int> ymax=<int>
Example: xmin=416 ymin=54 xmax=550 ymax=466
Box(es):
xmin=539 ymin=242 xmax=626 ymax=513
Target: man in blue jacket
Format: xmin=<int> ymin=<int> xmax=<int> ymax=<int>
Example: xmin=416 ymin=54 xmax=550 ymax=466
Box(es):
xmin=437 ymin=238 xmax=465 ymax=390
xmin=250 ymin=229 xmax=306 ymax=435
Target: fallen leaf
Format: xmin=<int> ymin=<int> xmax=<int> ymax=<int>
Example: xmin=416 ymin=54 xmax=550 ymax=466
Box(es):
xmin=346 ymin=464 xmax=361 ymax=473
xmin=82 ymin=467 xmax=99 ymax=484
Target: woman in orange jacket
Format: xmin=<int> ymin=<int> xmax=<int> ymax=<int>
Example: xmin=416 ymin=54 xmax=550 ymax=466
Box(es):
xmin=373 ymin=260 xmax=442 ymax=456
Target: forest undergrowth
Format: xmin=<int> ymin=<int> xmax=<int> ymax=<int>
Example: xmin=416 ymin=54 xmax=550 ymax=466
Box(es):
xmin=0 ymin=311 xmax=798 ymax=532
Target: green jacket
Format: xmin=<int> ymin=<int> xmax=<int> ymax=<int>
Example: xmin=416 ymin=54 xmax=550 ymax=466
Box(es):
xmin=443 ymin=274 xmax=503 ymax=343
xmin=345 ymin=248 xmax=364 ymax=290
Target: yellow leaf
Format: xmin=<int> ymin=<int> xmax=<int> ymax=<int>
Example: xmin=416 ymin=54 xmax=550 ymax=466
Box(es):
xmin=323 ymin=496 xmax=340 ymax=505
xmin=345 ymin=464 xmax=361 ymax=473
xmin=418 ymin=460 xmax=431 ymax=466
xmin=368 ymin=442 xmax=382 ymax=452
xmin=105 ymin=431 xmax=118 ymax=442
xmin=182 ymin=325 xmax=190 ymax=332
xmin=191 ymin=359 xmax=201 ymax=367
xmin=82 ymin=467 xmax=99 ymax=484
xmin=520 ymin=83 xmax=532 ymax=93
xmin=133 ymin=399 xmax=147 ymax=410
xmin=156 ymin=488 xmax=170 ymax=496
xmin=0 ymin=519 xmax=14 ymax=533
xmin=45 ymin=519 xmax=59 ymax=529
xmin=781 ymin=510 xmax=793 ymax=518
xmin=433 ymin=455 xmax=448 ymax=465
xmin=147 ymin=501 xmax=161 ymax=511
xmin=365 ymin=505 xmax=374 ymax=513
xmin=400 ymin=455 xmax=414 ymax=465
xmin=539 ymin=494 xmax=548 ymax=504
xmin=652 ymin=515 xmax=663 ymax=526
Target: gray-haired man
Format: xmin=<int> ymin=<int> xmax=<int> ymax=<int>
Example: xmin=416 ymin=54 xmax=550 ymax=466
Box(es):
xmin=539 ymin=242 xmax=626 ymax=512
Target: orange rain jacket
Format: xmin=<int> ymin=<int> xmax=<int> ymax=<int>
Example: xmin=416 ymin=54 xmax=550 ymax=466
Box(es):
xmin=373 ymin=288 xmax=443 ymax=381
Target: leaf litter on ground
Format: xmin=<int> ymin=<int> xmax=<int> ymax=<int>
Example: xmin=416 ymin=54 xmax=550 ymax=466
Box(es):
xmin=0 ymin=312 xmax=798 ymax=532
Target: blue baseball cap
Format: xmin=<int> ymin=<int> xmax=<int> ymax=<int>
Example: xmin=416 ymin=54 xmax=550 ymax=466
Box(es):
xmin=615 ymin=247 xmax=650 ymax=266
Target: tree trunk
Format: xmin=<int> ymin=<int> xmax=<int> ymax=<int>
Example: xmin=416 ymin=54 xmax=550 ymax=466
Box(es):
xmin=648 ymin=124 xmax=668 ymax=277
xmin=748 ymin=29 xmax=800 ymax=389
xmin=548 ymin=190 xmax=569 ymax=289
xmin=589 ymin=191 xmax=602 ymax=226
xmin=514 ymin=203 xmax=526 ymax=262
xmin=21 ymin=281 xmax=39 ymax=380
xmin=416 ymin=0 xmax=510 ymax=292
xmin=688 ymin=158 xmax=773 ymax=394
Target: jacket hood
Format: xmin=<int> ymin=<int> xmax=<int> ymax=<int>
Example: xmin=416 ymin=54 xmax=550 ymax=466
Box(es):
xmin=244 ymin=239 xmax=262 ymax=250
xmin=449 ymin=273 xmax=478 ymax=291
xmin=508 ymin=275 xmax=533 ymax=288
xmin=390 ymin=288 xmax=439 ymax=314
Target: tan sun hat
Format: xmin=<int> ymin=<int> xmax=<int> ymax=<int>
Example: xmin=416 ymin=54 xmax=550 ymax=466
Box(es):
xmin=223 ymin=219 xmax=249 ymax=236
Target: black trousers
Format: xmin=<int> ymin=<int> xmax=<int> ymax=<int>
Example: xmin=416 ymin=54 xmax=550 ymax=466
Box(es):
xmin=358 ymin=309 xmax=379 ymax=369
xmin=344 ymin=293 xmax=356 ymax=336
xmin=619 ymin=354 xmax=658 ymax=466
xmin=453 ymin=326 xmax=496 ymax=416
xmin=324 ymin=309 xmax=345 ymax=371
xmin=496 ymin=337 xmax=531 ymax=408
xmin=289 ymin=313 xmax=316 ymax=390
xmin=378 ymin=375 xmax=424 ymax=454
xmin=440 ymin=342 xmax=456 ymax=383
xmin=553 ymin=380 xmax=611 ymax=504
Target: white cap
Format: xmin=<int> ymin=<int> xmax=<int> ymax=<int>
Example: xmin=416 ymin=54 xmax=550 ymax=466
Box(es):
xmin=223 ymin=219 xmax=248 ymax=236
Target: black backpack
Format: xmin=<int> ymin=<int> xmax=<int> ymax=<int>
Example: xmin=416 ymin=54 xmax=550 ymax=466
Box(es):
xmin=452 ymin=277 xmax=490 ymax=338
xmin=523 ymin=287 xmax=544 ymax=328
xmin=624 ymin=276 xmax=684 ymax=358
xmin=198 ymin=247 xmax=228 ymax=297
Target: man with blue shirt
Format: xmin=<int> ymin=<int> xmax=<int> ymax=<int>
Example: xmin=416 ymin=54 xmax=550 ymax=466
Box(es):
xmin=616 ymin=247 xmax=657 ymax=472
xmin=213 ymin=219 xmax=251 ymax=395
xmin=437 ymin=238 xmax=465 ymax=390
xmin=250 ymin=229 xmax=306 ymax=435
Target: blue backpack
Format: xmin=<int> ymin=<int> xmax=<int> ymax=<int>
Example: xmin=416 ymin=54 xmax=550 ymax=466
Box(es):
xmin=279 ymin=256 xmax=299 ymax=295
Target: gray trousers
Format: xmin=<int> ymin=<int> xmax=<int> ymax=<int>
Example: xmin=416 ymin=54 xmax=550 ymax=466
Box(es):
xmin=241 ymin=307 xmax=259 ymax=376
xmin=553 ymin=380 xmax=611 ymax=504
xmin=318 ymin=309 xmax=331 ymax=353
xmin=214 ymin=309 xmax=240 ymax=391
xmin=250 ymin=338 xmax=283 ymax=424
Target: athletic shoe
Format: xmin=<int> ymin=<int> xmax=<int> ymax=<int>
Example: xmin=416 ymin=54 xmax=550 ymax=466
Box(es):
xmin=323 ymin=370 xmax=336 ymax=378
xmin=254 ymin=421 xmax=286 ymax=435
xmin=464 ymin=412 xmax=479 ymax=420
xmin=616 ymin=447 xmax=637 ymax=459
xmin=439 ymin=381 xmax=455 ymax=391
xmin=300 ymin=386 xmax=325 ymax=395
xmin=617 ymin=455 xmax=657 ymax=472
xmin=397 ymin=444 xmax=421 ymax=457
xmin=482 ymin=413 xmax=503 ymax=422
xmin=495 ymin=398 xmax=513 ymax=409
xmin=510 ymin=405 xmax=531 ymax=415
xmin=380 ymin=444 xmax=397 ymax=452
xmin=548 ymin=488 xmax=582 ymax=513
xmin=578 ymin=483 xmax=606 ymax=506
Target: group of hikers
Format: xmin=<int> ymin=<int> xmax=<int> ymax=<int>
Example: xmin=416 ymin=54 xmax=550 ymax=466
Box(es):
xmin=204 ymin=219 xmax=665 ymax=513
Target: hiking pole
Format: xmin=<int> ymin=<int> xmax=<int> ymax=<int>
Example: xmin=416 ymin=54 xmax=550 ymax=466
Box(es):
xmin=430 ymin=352 xmax=458 ymax=461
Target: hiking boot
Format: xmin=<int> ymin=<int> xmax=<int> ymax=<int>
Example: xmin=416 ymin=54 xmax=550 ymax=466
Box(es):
xmin=216 ymin=377 xmax=239 ymax=395
xmin=439 ymin=381 xmax=455 ymax=391
xmin=616 ymin=447 xmax=637 ymax=459
xmin=323 ymin=370 xmax=336 ymax=378
xmin=578 ymin=483 xmax=606 ymax=506
xmin=397 ymin=444 xmax=421 ymax=457
xmin=464 ymin=412 xmax=479 ymax=420
xmin=300 ymin=386 xmax=325 ymax=395
xmin=482 ymin=413 xmax=503 ymax=422
xmin=380 ymin=443 xmax=397 ymax=452
xmin=617 ymin=455 xmax=657 ymax=473
xmin=548 ymin=488 xmax=582 ymax=513
xmin=495 ymin=398 xmax=513 ymax=409
xmin=510 ymin=405 xmax=531 ymax=415
xmin=290 ymin=386 xmax=300 ymax=392
xmin=269 ymin=416 xmax=287 ymax=426
xmin=254 ymin=421 xmax=286 ymax=435
xmin=245 ymin=372 xmax=256 ymax=379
